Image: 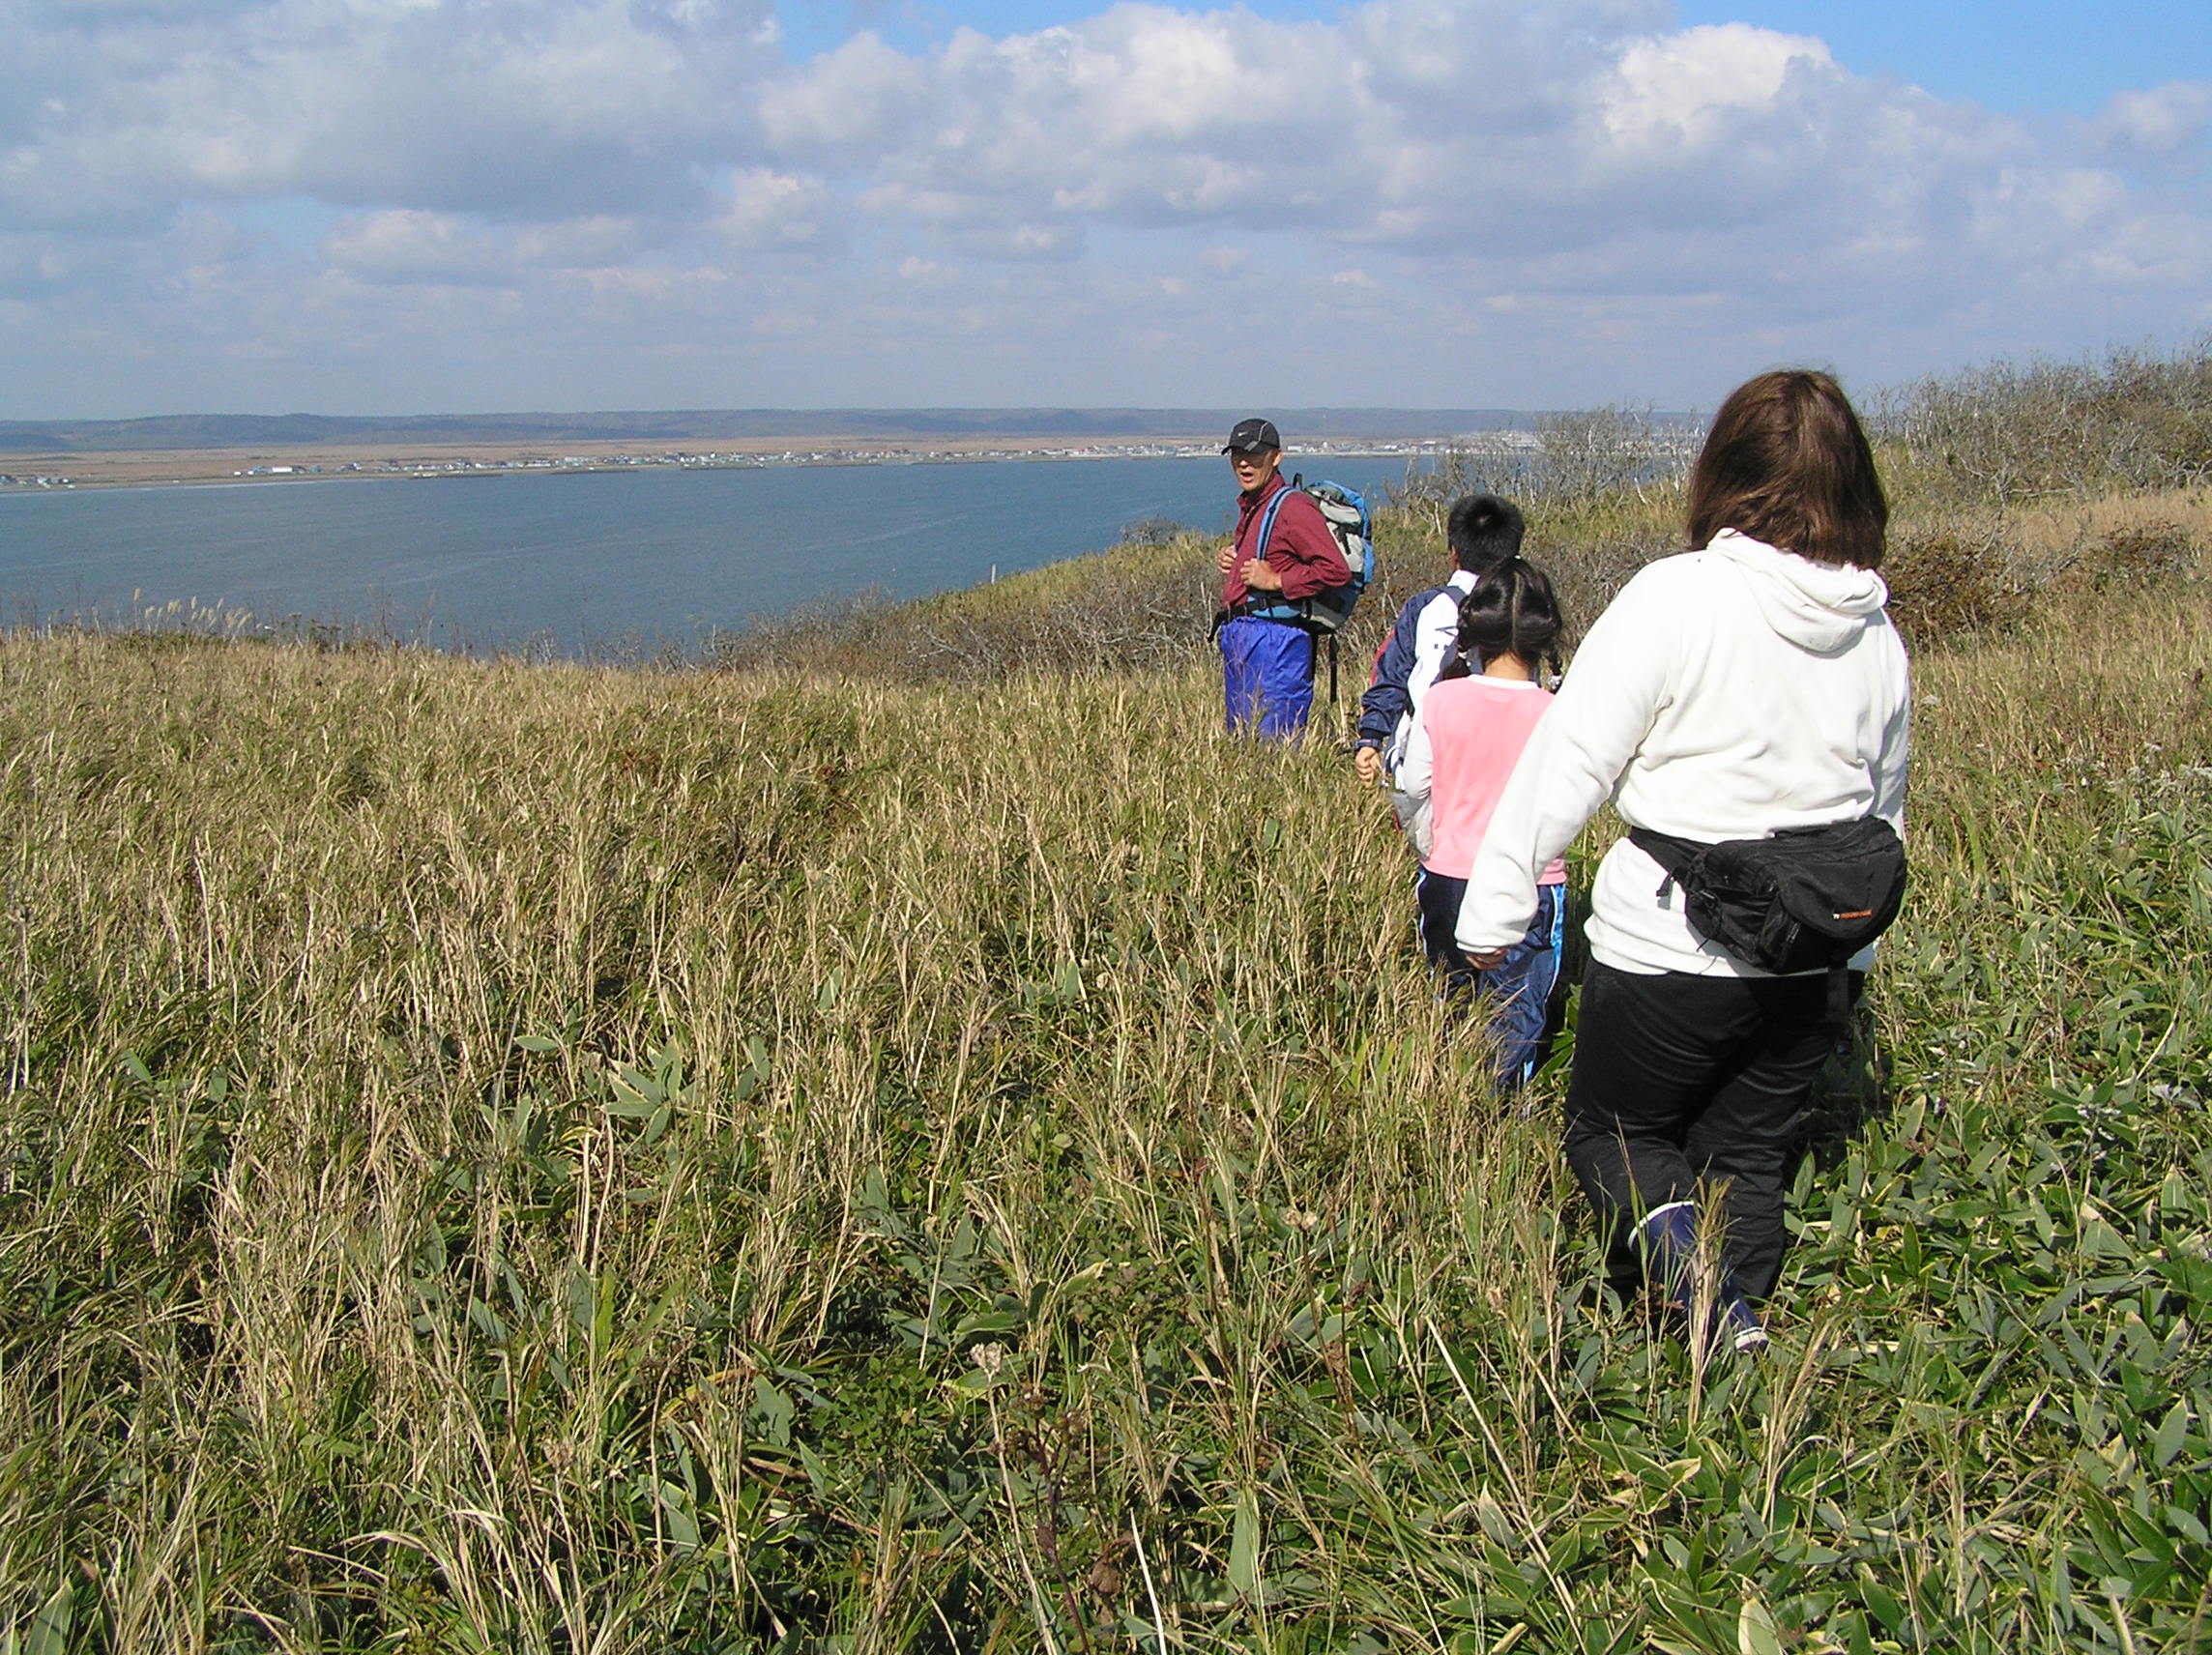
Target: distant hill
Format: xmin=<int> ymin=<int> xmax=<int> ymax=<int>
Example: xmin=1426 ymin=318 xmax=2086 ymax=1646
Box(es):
xmin=0 ymin=408 xmax=1540 ymax=453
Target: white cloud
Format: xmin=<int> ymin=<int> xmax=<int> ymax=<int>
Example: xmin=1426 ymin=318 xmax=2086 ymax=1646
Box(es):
xmin=0 ymin=0 xmax=2209 ymax=414
xmin=1600 ymin=23 xmax=1835 ymax=144
xmin=0 ymin=233 xmax=78 ymax=299
xmin=321 ymin=210 xmax=648 ymax=284
xmin=1 ymin=0 xmax=776 ymax=228
xmin=715 ymin=168 xmax=838 ymax=249
xmin=2093 ymin=80 xmax=2212 ymax=166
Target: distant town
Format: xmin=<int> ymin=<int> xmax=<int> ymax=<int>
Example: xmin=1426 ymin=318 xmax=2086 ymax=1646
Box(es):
xmin=1 ymin=430 xmax=1542 ymax=491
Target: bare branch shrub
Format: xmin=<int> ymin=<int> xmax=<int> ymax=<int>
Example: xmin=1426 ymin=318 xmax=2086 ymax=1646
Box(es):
xmin=1533 ymin=405 xmax=1695 ymax=504
xmin=1887 ymin=338 xmax=2212 ymax=505
xmin=1119 ymin=515 xmax=1192 ymax=547
xmin=1385 ymin=410 xmax=1700 ymax=522
xmin=1382 ymin=447 xmax=1486 ymax=540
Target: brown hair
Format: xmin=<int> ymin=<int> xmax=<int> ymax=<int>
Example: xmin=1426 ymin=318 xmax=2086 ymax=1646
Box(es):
xmin=1686 ymin=369 xmax=1888 ymax=568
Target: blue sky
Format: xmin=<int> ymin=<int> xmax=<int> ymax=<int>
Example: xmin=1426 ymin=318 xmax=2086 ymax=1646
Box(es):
xmin=776 ymin=0 xmax=2212 ymax=112
xmin=1675 ymin=0 xmax=2212 ymax=113
xmin=2 ymin=0 xmax=2208 ymax=417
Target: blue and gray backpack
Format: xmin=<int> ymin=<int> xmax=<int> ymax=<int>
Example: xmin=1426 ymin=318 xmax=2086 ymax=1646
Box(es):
xmin=1241 ymin=475 xmax=1377 ymax=701
xmin=1243 ymin=475 xmax=1376 ymax=635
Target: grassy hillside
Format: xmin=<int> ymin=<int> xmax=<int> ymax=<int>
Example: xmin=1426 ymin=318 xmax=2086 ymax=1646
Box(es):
xmin=3 ymin=548 xmax=2211 ymax=1651
xmin=709 ymin=338 xmax=2212 ymax=688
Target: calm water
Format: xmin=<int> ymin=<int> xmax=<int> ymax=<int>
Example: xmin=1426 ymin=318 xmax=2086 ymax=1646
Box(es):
xmin=0 ymin=455 xmax=1415 ymax=656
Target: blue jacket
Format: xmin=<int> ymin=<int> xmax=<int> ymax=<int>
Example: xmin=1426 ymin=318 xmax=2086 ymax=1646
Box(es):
xmin=1357 ymin=568 xmax=1478 ymax=763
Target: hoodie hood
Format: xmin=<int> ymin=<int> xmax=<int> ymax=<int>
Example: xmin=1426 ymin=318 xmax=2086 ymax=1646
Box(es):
xmin=1703 ymin=528 xmax=1890 ymax=653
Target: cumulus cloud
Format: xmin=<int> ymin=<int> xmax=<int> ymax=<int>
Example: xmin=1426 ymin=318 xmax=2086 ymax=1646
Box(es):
xmin=321 ymin=209 xmax=649 ymax=284
xmin=0 ymin=233 xmax=78 ymax=300
xmin=1 ymin=0 xmax=2209 ymax=413
xmin=1600 ymin=23 xmax=1835 ymax=141
xmin=746 ymin=0 xmax=2076 ymax=297
xmin=2 ymin=0 xmax=778 ymax=229
xmin=716 ymin=167 xmax=840 ymax=250
xmin=2093 ymin=80 xmax=2212 ymax=168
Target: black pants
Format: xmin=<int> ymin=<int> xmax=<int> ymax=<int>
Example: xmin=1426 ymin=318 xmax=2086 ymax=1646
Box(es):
xmin=1563 ymin=961 xmax=1837 ymax=1306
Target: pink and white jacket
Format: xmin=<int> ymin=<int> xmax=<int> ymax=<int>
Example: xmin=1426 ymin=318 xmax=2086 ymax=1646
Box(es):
xmin=1398 ymin=675 xmax=1567 ymax=886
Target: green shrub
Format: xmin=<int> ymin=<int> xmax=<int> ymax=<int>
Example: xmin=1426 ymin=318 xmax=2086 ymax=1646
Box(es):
xmin=1882 ymin=528 xmax=2029 ymax=642
xmin=2073 ymin=518 xmax=2201 ymax=591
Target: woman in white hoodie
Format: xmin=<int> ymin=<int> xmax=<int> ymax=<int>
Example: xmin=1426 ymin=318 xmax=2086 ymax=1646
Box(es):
xmin=1456 ymin=370 xmax=1909 ymax=1352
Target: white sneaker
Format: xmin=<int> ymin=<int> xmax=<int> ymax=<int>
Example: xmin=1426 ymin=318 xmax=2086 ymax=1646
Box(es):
xmin=1724 ymin=1297 xmax=1769 ymax=1354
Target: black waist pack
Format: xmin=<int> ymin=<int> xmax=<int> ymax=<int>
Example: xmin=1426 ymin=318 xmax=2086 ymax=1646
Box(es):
xmin=1628 ymin=818 xmax=1907 ymax=976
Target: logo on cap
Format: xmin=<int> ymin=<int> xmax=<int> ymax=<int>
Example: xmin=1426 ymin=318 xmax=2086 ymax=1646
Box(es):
xmin=1223 ymin=418 xmax=1282 ymax=454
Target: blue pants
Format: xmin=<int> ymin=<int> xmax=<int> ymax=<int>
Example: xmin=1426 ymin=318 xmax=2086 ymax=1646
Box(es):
xmin=1416 ymin=871 xmax=1565 ymax=1090
xmin=1220 ymin=616 xmax=1314 ymax=740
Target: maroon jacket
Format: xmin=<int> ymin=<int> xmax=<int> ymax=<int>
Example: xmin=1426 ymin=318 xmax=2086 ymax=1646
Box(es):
xmin=1220 ymin=474 xmax=1351 ymax=611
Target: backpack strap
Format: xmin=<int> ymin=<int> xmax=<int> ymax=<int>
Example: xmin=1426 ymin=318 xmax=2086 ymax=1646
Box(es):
xmin=1254 ymin=483 xmax=1297 ymax=566
xmin=1242 ymin=483 xmax=1311 ymax=627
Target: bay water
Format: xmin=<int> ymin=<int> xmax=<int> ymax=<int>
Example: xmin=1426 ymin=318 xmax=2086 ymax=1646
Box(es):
xmin=0 ymin=454 xmax=1417 ymax=657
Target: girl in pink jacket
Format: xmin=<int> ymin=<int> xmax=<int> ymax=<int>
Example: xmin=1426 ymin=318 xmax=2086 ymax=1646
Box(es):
xmin=1396 ymin=558 xmax=1567 ymax=1090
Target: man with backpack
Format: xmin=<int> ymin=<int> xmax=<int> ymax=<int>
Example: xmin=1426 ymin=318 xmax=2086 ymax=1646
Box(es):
xmin=1214 ymin=418 xmax=1353 ymax=739
xmin=1353 ymin=494 xmax=1528 ymax=841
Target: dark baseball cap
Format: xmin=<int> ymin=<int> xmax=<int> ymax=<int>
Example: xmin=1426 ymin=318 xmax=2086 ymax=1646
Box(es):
xmin=1222 ymin=418 xmax=1282 ymax=454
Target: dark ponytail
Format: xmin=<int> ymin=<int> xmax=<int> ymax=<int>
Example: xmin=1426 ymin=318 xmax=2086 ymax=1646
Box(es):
xmin=1454 ymin=556 xmax=1565 ymax=682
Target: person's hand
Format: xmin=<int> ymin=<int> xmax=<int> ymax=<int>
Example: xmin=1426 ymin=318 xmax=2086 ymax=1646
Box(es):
xmin=1240 ymin=558 xmax=1284 ymax=592
xmin=1216 ymin=543 xmax=1239 ymax=576
xmin=1353 ymin=745 xmax=1382 ymax=786
xmin=1464 ymin=946 xmax=1508 ymax=972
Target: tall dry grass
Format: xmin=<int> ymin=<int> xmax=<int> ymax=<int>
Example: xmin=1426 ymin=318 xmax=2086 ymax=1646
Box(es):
xmin=4 ymin=563 xmax=2211 ymax=1649
xmin=8 ymin=344 xmax=2212 ymax=1649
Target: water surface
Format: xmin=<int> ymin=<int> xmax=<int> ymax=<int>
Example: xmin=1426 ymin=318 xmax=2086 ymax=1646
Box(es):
xmin=0 ymin=455 xmax=1414 ymax=656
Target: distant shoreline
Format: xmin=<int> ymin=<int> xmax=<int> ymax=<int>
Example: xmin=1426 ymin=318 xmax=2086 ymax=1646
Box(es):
xmin=0 ymin=431 xmax=1527 ymax=493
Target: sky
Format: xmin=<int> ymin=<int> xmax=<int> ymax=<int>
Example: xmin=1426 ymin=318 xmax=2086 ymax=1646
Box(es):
xmin=1 ymin=0 xmax=2208 ymax=419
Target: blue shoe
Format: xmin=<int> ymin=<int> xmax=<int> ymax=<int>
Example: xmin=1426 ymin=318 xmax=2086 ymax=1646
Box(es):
xmin=1636 ymin=1201 xmax=1768 ymax=1353
xmin=1633 ymin=1200 xmax=1702 ymax=1316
